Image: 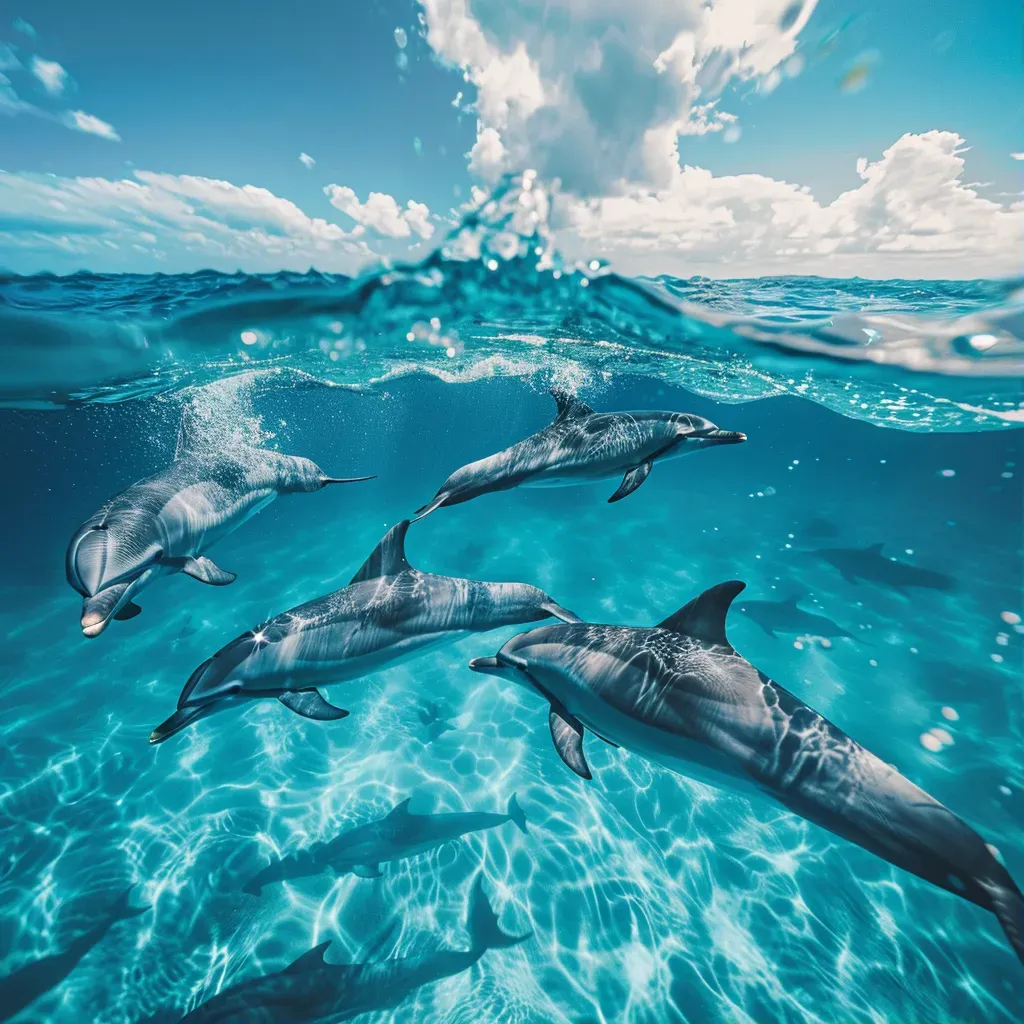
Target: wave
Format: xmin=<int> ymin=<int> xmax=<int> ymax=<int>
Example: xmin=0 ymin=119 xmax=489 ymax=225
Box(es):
xmin=1 ymin=175 xmax=1021 ymax=430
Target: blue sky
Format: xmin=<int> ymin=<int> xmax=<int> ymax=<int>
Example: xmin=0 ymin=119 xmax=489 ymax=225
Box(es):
xmin=1 ymin=0 xmax=1021 ymax=277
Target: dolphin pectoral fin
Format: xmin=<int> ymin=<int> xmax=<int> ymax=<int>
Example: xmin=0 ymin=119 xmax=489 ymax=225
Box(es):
xmin=548 ymin=707 xmax=591 ymax=779
xmin=351 ymin=863 xmax=383 ymax=879
xmin=541 ymin=601 xmax=582 ymax=624
xmin=114 ymin=601 xmax=142 ymax=621
xmin=412 ymin=493 xmax=450 ymax=522
xmin=278 ymin=689 xmax=350 ymax=722
xmin=608 ymin=462 xmax=652 ymax=503
xmin=181 ymin=556 xmax=237 ymax=586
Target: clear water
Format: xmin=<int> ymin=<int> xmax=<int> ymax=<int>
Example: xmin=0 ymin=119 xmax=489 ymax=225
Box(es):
xmin=1 ymin=181 xmax=1022 ymax=1023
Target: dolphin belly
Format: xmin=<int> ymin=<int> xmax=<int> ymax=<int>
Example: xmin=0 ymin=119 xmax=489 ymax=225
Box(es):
xmin=157 ymin=484 xmax=276 ymax=557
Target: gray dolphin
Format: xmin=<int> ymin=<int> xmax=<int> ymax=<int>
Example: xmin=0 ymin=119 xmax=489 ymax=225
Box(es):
xmin=469 ymin=580 xmax=1024 ymax=964
xmin=176 ymin=875 xmax=528 ymax=1023
xmin=413 ymin=389 xmax=745 ymax=519
xmin=242 ymin=794 xmax=527 ymax=894
xmin=66 ymin=443 xmax=374 ymax=638
xmin=0 ymin=887 xmax=149 ymax=1023
xmin=814 ymin=543 xmax=955 ymax=593
xmin=738 ymin=595 xmax=855 ymax=640
xmin=150 ymin=521 xmax=578 ymax=744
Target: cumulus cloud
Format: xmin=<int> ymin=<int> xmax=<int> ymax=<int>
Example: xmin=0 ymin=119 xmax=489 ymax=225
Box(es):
xmin=30 ymin=55 xmax=68 ymax=95
xmin=419 ymin=0 xmax=816 ymax=192
xmin=63 ymin=109 xmax=119 ymax=140
xmin=561 ymin=131 xmax=1024 ymax=278
xmin=0 ymin=169 xmax=373 ymax=273
xmin=0 ymin=41 xmax=118 ymax=141
xmin=323 ymin=185 xmax=435 ymax=239
xmin=299 ymin=152 xmax=316 ymax=169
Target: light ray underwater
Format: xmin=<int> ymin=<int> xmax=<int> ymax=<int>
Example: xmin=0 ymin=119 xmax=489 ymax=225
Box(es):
xmin=0 ymin=185 xmax=1022 ymax=1024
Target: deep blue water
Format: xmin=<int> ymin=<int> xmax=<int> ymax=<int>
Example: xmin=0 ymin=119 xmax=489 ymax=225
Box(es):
xmin=1 ymin=191 xmax=1022 ymax=1023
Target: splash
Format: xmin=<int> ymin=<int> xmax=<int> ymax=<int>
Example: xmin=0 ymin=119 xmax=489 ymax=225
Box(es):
xmin=1 ymin=175 xmax=1021 ymax=430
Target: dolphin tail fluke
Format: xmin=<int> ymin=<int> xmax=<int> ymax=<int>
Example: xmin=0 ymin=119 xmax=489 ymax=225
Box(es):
xmin=110 ymin=885 xmax=151 ymax=922
xmin=467 ymin=874 xmax=531 ymax=952
xmin=983 ymin=878 xmax=1024 ymax=965
xmin=323 ymin=475 xmax=377 ymax=485
xmin=507 ymin=793 xmax=528 ymax=834
xmin=412 ymin=492 xmax=450 ymax=522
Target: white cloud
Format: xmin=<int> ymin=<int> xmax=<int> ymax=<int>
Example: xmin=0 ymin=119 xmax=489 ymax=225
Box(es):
xmin=419 ymin=0 xmax=816 ymax=192
xmin=299 ymin=152 xmax=316 ymax=169
xmin=1012 ymin=153 xmax=1024 ymax=161
xmin=467 ymin=124 xmax=507 ymax=182
xmin=323 ymin=185 xmax=435 ymax=239
xmin=0 ymin=169 xmax=373 ymax=273
xmin=63 ymin=109 xmax=120 ymax=140
xmin=560 ymin=131 xmax=1024 ymax=278
xmin=30 ymin=56 xmax=68 ymax=96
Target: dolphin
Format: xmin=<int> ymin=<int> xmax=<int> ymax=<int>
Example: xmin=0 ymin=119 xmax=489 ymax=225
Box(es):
xmin=176 ymin=875 xmax=529 ymax=1022
xmin=66 ymin=440 xmax=374 ymax=638
xmin=738 ymin=595 xmax=855 ymax=641
xmin=150 ymin=521 xmax=578 ymax=744
xmin=412 ymin=388 xmax=745 ymax=519
xmin=417 ymin=700 xmax=455 ymax=742
xmin=242 ymin=794 xmax=528 ymax=894
xmin=813 ymin=543 xmax=955 ymax=594
xmin=469 ymin=580 xmax=1024 ymax=964
xmin=0 ymin=887 xmax=149 ymax=1023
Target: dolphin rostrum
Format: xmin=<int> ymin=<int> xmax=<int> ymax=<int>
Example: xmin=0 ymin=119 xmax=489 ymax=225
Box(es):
xmin=0 ymin=887 xmax=149 ymax=1023
xmin=469 ymin=580 xmax=1024 ymax=963
xmin=813 ymin=543 xmax=955 ymax=593
xmin=150 ymin=520 xmax=578 ymax=744
xmin=413 ymin=388 xmax=745 ymax=519
xmin=176 ymin=875 xmax=529 ymax=1022
xmin=738 ymin=594 xmax=855 ymax=641
xmin=66 ymin=437 xmax=374 ymax=637
xmin=242 ymin=794 xmax=528 ymax=894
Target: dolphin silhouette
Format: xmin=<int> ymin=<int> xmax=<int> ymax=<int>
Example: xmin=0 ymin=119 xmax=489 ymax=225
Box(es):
xmin=413 ymin=388 xmax=745 ymax=519
xmin=0 ymin=887 xmax=149 ymax=1023
xmin=66 ymin=436 xmax=374 ymax=637
xmin=813 ymin=543 xmax=955 ymax=594
xmin=738 ymin=595 xmax=855 ymax=640
xmin=242 ymin=794 xmax=528 ymax=893
xmin=150 ymin=521 xmax=578 ymax=743
xmin=469 ymin=580 xmax=1024 ymax=964
xmin=176 ymin=875 xmax=529 ymax=1022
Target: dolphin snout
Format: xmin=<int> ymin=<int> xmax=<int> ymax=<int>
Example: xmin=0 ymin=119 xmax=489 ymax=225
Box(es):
xmin=699 ymin=429 xmax=746 ymax=444
xmin=150 ymin=704 xmax=210 ymax=744
xmin=81 ymin=611 xmax=108 ymax=638
xmin=469 ymin=651 xmax=525 ymax=676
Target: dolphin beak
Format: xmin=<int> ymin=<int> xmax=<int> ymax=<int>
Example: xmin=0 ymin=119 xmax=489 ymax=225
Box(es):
xmin=81 ymin=612 xmax=109 ymax=638
xmin=149 ymin=704 xmax=211 ymax=744
xmin=469 ymin=655 xmax=512 ymax=677
xmin=700 ymin=429 xmax=746 ymax=444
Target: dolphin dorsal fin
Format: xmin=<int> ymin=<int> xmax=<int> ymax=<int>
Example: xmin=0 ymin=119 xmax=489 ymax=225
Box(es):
xmin=174 ymin=402 xmax=210 ymax=460
xmin=864 ymin=543 xmax=885 ymax=555
xmin=657 ymin=581 xmax=746 ymax=647
xmin=350 ymin=521 xmax=413 ymax=585
xmin=285 ymin=940 xmax=332 ymax=973
xmin=550 ymin=388 xmax=593 ymax=421
xmin=385 ymin=797 xmax=413 ymax=819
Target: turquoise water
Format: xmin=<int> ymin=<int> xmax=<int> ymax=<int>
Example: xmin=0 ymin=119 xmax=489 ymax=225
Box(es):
xmin=1 ymin=186 xmax=1022 ymax=1022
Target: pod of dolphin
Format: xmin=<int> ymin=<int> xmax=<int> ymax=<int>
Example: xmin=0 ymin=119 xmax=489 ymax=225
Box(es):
xmin=48 ymin=386 xmax=1022 ymax=1017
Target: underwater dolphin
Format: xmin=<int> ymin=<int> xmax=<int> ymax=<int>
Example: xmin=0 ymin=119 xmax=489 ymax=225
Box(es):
xmin=177 ymin=875 xmax=529 ymax=1022
xmin=738 ymin=595 xmax=855 ymax=640
xmin=66 ymin=442 xmax=374 ymax=638
xmin=469 ymin=581 xmax=1024 ymax=964
xmin=814 ymin=543 xmax=954 ymax=593
xmin=417 ymin=700 xmax=455 ymax=742
xmin=412 ymin=388 xmax=745 ymax=518
xmin=150 ymin=520 xmax=578 ymax=743
xmin=0 ymin=887 xmax=149 ymax=1022
xmin=243 ymin=794 xmax=528 ymax=893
